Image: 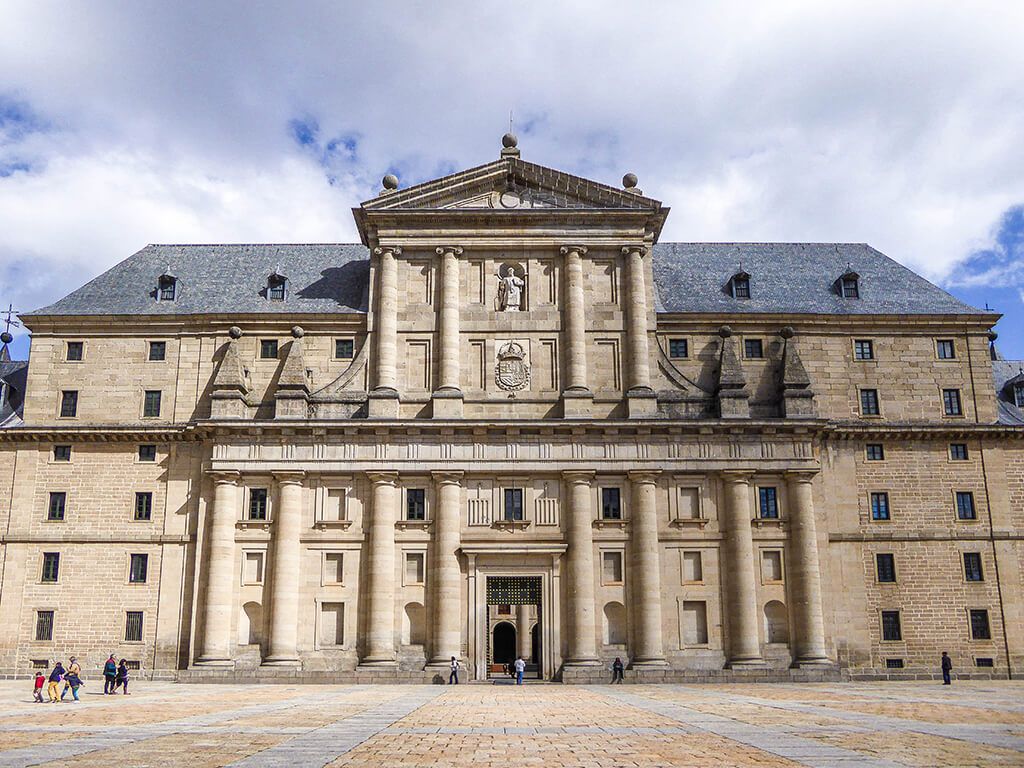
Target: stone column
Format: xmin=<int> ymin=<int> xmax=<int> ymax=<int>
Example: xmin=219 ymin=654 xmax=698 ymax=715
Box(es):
xmin=622 ymin=246 xmax=652 ymax=392
xmin=560 ymin=246 xmax=592 ymax=417
xmin=721 ymin=471 xmax=763 ymax=665
xmin=517 ymin=603 xmax=532 ymax=662
xmin=629 ymin=470 xmax=667 ymax=665
xmin=370 ymin=246 xmax=401 ymax=416
xmin=362 ymin=472 xmax=399 ymax=665
xmin=263 ymin=471 xmax=304 ymax=665
xmin=196 ymin=471 xmax=239 ymax=665
xmin=434 ymin=246 xmax=464 ymax=418
xmin=564 ymin=471 xmax=599 ymax=665
xmin=428 ymin=471 xmax=463 ymax=665
xmin=786 ymin=471 xmax=830 ymax=665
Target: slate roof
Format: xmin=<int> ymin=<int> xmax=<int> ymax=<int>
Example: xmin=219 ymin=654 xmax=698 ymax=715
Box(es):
xmin=993 ymin=360 xmax=1024 ymax=426
xmin=25 ymin=242 xmax=985 ymax=319
xmin=0 ymin=360 xmax=28 ymax=428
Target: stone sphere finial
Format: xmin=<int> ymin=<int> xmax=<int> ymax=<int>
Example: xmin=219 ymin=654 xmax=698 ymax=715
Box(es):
xmin=0 ymin=331 xmax=12 ymax=345
xmin=622 ymin=172 xmax=638 ymax=189
xmin=382 ymin=174 xmax=399 ymax=190
xmin=780 ymin=326 xmax=795 ymax=339
xmin=291 ymin=325 xmax=304 ymax=338
xmin=502 ymin=133 xmax=518 ymax=149
xmin=228 ymin=326 xmax=242 ymax=339
xmin=988 ymin=331 xmax=998 ymax=342
xmin=718 ymin=325 xmax=733 ymax=338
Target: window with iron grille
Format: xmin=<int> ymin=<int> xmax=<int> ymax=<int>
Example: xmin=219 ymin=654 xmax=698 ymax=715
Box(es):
xmin=975 ymin=657 xmax=994 ymax=667
xmin=1016 ymin=383 xmax=1024 ymax=408
xmin=138 ymin=444 xmax=157 ymax=462
xmin=956 ymin=491 xmax=976 ymax=520
xmin=870 ymin=492 xmax=890 ymax=521
xmin=943 ymin=388 xmax=963 ymax=416
xmin=731 ymin=275 xmax=750 ymax=298
xmin=268 ymin=275 xmax=286 ymax=301
xmin=841 ymin=276 xmax=860 ymax=298
xmin=334 ymin=339 xmax=354 ymax=359
xmin=53 ymin=445 xmax=71 ymax=462
xmin=854 ymin=340 xmax=874 ymax=360
xmin=875 ymin=553 xmax=896 ymax=583
xmin=601 ymin=488 xmax=622 ymax=520
xmin=963 ymin=552 xmax=983 ymax=582
xmin=865 ymin=444 xmax=885 ymax=461
xmin=668 ymin=338 xmax=688 ymax=358
xmin=248 ymin=488 xmax=268 ymax=520
xmin=969 ymin=609 xmax=990 ymax=640
xmin=503 ymin=488 xmax=524 ymax=521
xmin=936 ymin=339 xmax=955 ymax=359
xmin=48 ymin=492 xmax=66 ymax=521
xmin=881 ymin=610 xmax=902 ymax=641
xmin=65 ymin=341 xmax=84 ymax=361
xmin=134 ymin=492 xmax=153 ymax=521
xmin=743 ymin=339 xmax=763 ymax=359
xmin=406 ymin=489 xmax=426 ymax=521
xmin=260 ymin=339 xmax=278 ymax=359
xmin=950 ymin=443 xmax=969 ymax=461
xmin=35 ymin=611 xmax=54 ymax=641
xmin=158 ymin=276 xmax=176 ymax=301
xmin=758 ymin=487 xmax=779 ymax=519
xmin=860 ymin=389 xmax=880 ymax=416
xmin=885 ymin=658 xmax=904 ymax=669
xmin=60 ymin=390 xmax=78 ymax=418
xmin=41 ymin=553 xmax=60 ymax=583
xmin=148 ymin=341 xmax=166 ymax=361
xmin=143 ymin=390 xmax=161 ymax=418
xmin=125 ymin=611 xmax=144 ymax=642
xmin=129 ymin=554 xmax=148 ymax=584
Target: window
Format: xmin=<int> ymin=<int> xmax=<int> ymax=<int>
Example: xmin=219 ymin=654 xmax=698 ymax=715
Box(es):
xmin=142 ymin=390 xmax=162 ymax=418
xmin=866 ymin=444 xmax=885 ymax=461
xmin=885 ymin=658 xmax=904 ymax=669
xmin=503 ymin=488 xmax=524 ymax=521
xmin=35 ymin=611 xmax=54 ymax=641
xmin=41 ymin=553 xmax=60 ymax=583
xmin=48 ymin=492 xmax=66 ymax=521
xmin=1015 ymin=383 xmax=1024 ymax=408
xmin=854 ymin=339 xmax=875 ymax=360
xmin=870 ymin=492 xmax=890 ymax=521
xmin=936 ymin=339 xmax=955 ymax=359
xmin=129 ymin=554 xmax=148 ymax=584
xmin=969 ymin=609 xmax=991 ymax=641
xmin=405 ymin=552 xmax=425 ymax=584
xmin=731 ymin=275 xmax=750 ymax=299
xmin=334 ymin=339 xmax=354 ymax=359
xmin=138 ymin=444 xmax=157 ymax=462
xmin=949 ymin=443 xmax=969 ymax=461
xmin=322 ymin=552 xmax=342 ymax=584
xmin=841 ymin=276 xmax=860 ymax=299
xmin=248 ymin=488 xmax=268 ymax=520
xmin=758 ymin=487 xmax=779 ymax=519
xmin=268 ymin=275 xmax=286 ymax=301
xmin=761 ymin=550 xmax=783 ymax=582
xmin=963 ymin=552 xmax=983 ymax=582
xmin=602 ymin=551 xmax=623 ymax=583
xmin=260 ymin=339 xmax=278 ymax=359
xmin=681 ymin=601 xmax=709 ymax=645
xmin=860 ymin=389 xmax=880 ymax=416
xmin=65 ymin=341 xmax=84 ymax=361
xmin=881 ymin=610 xmax=902 ymax=641
xmin=320 ymin=602 xmax=344 ymax=646
xmin=601 ymin=488 xmax=622 ymax=520
xmin=127 ymin=493 xmax=152 ymax=524
xmin=53 ymin=445 xmax=72 ymax=462
xmin=497 ymin=605 xmax=512 ymax=615
xmin=682 ymin=551 xmax=703 ymax=582
xmin=975 ymin=657 xmax=994 ymax=668
xmin=244 ymin=552 xmax=265 ymax=584
xmin=59 ymin=390 xmax=78 ymax=418
xmin=406 ymin=488 xmax=426 ymax=521
xmin=158 ymin=275 xmax=176 ymax=301
xmin=125 ymin=611 xmax=144 ymax=642
xmin=148 ymin=341 xmax=166 ymax=361
xmin=668 ymin=338 xmax=688 ymax=358
xmin=743 ymin=339 xmax=763 ymax=359
xmin=955 ymin=491 xmax=976 ymax=520
xmin=942 ymin=388 xmax=963 ymax=416
xmin=875 ymin=553 xmax=896 ymax=583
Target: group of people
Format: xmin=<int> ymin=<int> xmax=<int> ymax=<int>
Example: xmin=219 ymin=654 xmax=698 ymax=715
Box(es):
xmin=33 ymin=654 xmax=131 ymax=702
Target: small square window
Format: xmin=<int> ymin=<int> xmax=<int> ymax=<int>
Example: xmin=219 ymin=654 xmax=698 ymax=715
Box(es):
xmin=875 ymin=553 xmax=896 ymax=583
xmin=885 ymin=658 xmax=904 ymax=669
xmin=942 ymin=389 xmax=963 ymax=416
xmin=949 ymin=443 xmax=969 ymax=461
xmin=260 ymin=339 xmax=278 ymax=359
xmin=682 ymin=551 xmax=703 ymax=582
xmin=668 ymin=338 xmax=688 ymax=358
xmin=881 ymin=610 xmax=902 ymax=641
xmin=244 ymin=552 xmax=265 ymax=584
xmin=854 ymin=340 xmax=874 ymax=360
xmin=138 ymin=444 xmax=157 ymax=462
xmin=963 ymin=552 xmax=983 ymax=582
xmin=870 ymin=492 xmax=890 ymax=521
xmin=41 ymin=553 xmax=60 ymax=583
xmin=969 ymin=609 xmax=991 ymax=641
xmin=143 ymin=390 xmax=162 ymax=418
xmin=134 ymin=492 xmax=153 ymax=521
xmin=406 ymin=489 xmax=426 ymax=521
xmin=248 ymin=488 xmax=268 ymax=520
xmin=323 ymin=552 xmax=343 ymax=584
xmin=129 ymin=554 xmax=148 ymax=584
xmin=48 ymin=492 xmax=66 ymax=522
xmin=860 ymin=389 xmax=880 ymax=416
xmin=148 ymin=341 xmax=166 ymax=361
xmin=405 ymin=552 xmax=425 ymax=585
xmin=35 ymin=610 xmax=54 ymax=642
xmin=758 ymin=487 xmax=778 ymax=519
xmin=601 ymin=488 xmax=622 ymax=520
xmin=65 ymin=341 xmax=84 ymax=361
xmin=334 ymin=339 xmax=355 ymax=359
xmin=59 ymin=390 xmax=78 ymax=418
xmin=936 ymin=340 xmax=956 ymax=359
xmin=125 ymin=611 xmax=144 ymax=642
xmin=865 ymin=444 xmax=885 ymax=461
xmin=743 ymin=339 xmax=764 ymax=359
xmin=732 ymin=276 xmax=750 ymax=299
xmin=955 ymin=491 xmax=976 ymax=520
xmin=52 ymin=445 xmax=72 ymax=462
xmin=503 ymin=488 xmax=524 ymax=521
xmin=602 ymin=551 xmax=623 ymax=583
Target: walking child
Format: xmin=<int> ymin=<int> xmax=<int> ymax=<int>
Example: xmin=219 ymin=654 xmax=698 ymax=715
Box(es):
xmin=32 ymin=671 xmax=45 ymax=703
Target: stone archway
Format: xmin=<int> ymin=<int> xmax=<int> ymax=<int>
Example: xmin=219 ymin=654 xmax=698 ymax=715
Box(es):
xmin=492 ymin=621 xmax=516 ymax=666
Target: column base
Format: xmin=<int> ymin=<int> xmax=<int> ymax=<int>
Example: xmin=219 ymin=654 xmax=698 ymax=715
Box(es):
xmin=431 ymin=388 xmax=464 ymax=418
xmin=356 ymin=660 xmax=398 ymax=671
xmin=726 ymin=657 xmax=766 ymax=668
xmin=193 ymin=657 xmax=234 ymax=668
xmin=793 ymin=656 xmax=833 ymax=669
xmin=367 ymin=388 xmax=399 ymax=418
xmin=630 ymin=658 xmax=669 ymax=667
xmin=562 ymin=388 xmax=594 ymax=418
xmin=563 ymin=658 xmax=602 ymax=667
xmin=261 ymin=657 xmax=301 ymax=667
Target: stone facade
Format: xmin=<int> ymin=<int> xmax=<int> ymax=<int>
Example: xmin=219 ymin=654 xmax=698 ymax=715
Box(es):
xmin=0 ymin=137 xmax=1021 ymax=682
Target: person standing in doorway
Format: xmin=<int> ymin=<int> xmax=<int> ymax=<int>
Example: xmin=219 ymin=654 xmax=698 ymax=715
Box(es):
xmin=32 ymin=670 xmax=45 ymax=702
xmin=448 ymin=656 xmax=461 ymax=685
xmin=103 ymin=654 xmax=117 ymax=694
xmin=941 ymin=652 xmax=953 ymax=685
xmin=514 ymin=656 xmax=526 ymax=685
xmin=47 ymin=661 xmax=64 ymax=703
xmin=611 ymin=657 xmax=624 ymax=684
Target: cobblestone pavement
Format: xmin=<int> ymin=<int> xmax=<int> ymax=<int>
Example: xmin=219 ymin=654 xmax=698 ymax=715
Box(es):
xmin=0 ymin=680 xmax=1021 ymax=767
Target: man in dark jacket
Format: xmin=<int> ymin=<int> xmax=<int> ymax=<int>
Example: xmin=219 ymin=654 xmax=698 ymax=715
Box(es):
xmin=941 ymin=651 xmax=953 ymax=685
xmin=103 ymin=654 xmax=118 ymax=694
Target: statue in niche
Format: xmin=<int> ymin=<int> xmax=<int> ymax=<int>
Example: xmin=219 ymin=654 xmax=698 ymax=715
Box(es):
xmin=495 ymin=265 xmax=525 ymax=312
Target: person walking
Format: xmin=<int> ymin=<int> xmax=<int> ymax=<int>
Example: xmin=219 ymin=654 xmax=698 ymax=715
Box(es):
xmin=61 ymin=657 xmax=82 ymax=702
xmin=448 ymin=656 xmax=461 ymax=685
xmin=611 ymin=657 xmax=625 ymax=684
xmin=47 ymin=661 xmax=64 ymax=703
xmin=115 ymin=659 xmax=130 ymax=695
xmin=103 ymin=654 xmax=117 ymax=694
xmin=32 ymin=670 xmax=45 ymax=703
xmin=514 ymin=656 xmax=526 ymax=685
xmin=941 ymin=651 xmax=953 ymax=685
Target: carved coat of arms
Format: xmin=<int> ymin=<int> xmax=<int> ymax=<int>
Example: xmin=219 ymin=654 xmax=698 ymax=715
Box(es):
xmin=495 ymin=341 xmax=530 ymax=392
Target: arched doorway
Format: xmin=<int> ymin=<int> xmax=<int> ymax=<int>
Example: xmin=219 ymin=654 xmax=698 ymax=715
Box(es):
xmin=531 ymin=622 xmax=540 ymax=666
xmin=492 ymin=621 xmax=516 ymax=666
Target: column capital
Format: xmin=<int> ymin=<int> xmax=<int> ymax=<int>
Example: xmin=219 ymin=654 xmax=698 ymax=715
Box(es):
xmin=272 ymin=470 xmax=306 ymax=485
xmin=621 ymin=244 xmax=649 ymax=257
xmin=373 ymin=245 xmax=402 ymax=257
xmin=562 ymin=470 xmax=595 ymax=484
xmin=208 ymin=470 xmax=240 ymax=485
xmin=435 ymin=246 xmax=464 ymax=256
xmin=431 ymin=470 xmax=464 ymax=485
xmin=559 ymin=244 xmax=589 ymax=256
xmin=366 ymin=470 xmax=399 ymax=486
xmin=784 ymin=469 xmax=819 ymax=484
xmin=627 ymin=469 xmax=661 ymax=484
xmin=720 ymin=470 xmax=755 ymax=485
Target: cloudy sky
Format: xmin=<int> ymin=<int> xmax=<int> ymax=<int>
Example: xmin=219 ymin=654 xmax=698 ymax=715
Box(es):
xmin=1 ymin=1 xmax=1022 ymax=358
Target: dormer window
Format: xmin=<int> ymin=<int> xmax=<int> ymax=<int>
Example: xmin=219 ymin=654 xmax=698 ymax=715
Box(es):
xmin=729 ymin=272 xmax=751 ymax=299
xmin=267 ymin=272 xmax=287 ymax=302
xmin=158 ymin=274 xmax=177 ymax=302
xmin=839 ymin=271 xmax=860 ymax=299
xmin=1015 ymin=383 xmax=1024 ymax=408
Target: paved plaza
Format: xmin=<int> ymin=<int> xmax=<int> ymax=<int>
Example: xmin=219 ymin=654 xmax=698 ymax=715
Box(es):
xmin=0 ymin=680 xmax=1022 ymax=767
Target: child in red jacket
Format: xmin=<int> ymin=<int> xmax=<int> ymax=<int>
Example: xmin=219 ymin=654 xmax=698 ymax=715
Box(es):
xmin=32 ymin=671 xmax=44 ymax=702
